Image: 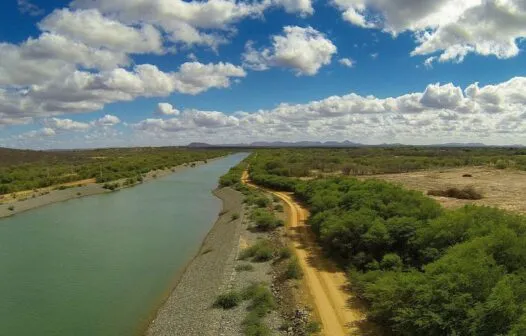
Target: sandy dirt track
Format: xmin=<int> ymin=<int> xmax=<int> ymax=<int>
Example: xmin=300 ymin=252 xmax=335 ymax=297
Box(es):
xmin=242 ymin=171 xmax=366 ymax=336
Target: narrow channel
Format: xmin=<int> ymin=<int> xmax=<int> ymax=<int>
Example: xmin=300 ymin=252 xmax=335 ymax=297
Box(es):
xmin=0 ymin=153 xmax=247 ymax=336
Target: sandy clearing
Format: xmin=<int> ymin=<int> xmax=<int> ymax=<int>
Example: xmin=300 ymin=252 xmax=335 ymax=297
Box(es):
xmin=361 ymin=166 xmax=526 ymax=214
xmin=242 ymin=171 xmax=367 ymax=336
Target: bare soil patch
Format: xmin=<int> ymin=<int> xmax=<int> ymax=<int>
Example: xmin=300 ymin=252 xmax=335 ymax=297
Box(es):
xmin=361 ymin=167 xmax=526 ymax=214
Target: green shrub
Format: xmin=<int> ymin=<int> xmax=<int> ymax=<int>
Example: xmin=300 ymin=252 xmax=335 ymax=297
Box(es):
xmin=285 ymin=257 xmax=303 ymax=279
xmin=231 ymin=213 xmax=240 ymax=221
xmin=213 ymin=291 xmax=241 ymax=309
xmin=8 ymin=205 xmax=15 ymax=211
xmin=235 ymin=263 xmax=254 ymax=272
xmin=274 ymin=204 xmax=284 ymax=212
xmin=428 ymin=186 xmax=483 ymax=200
xmin=306 ymin=321 xmax=321 ymax=334
xmin=240 ymin=240 xmax=275 ymax=262
xmin=250 ymin=209 xmax=283 ymax=231
xmin=380 ymin=253 xmax=403 ymax=270
xmin=278 ymin=247 xmax=292 ymax=259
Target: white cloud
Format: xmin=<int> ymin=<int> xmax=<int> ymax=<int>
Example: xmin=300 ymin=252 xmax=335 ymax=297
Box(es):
xmin=339 ymin=57 xmax=355 ymax=67
xmin=272 ymin=0 xmax=314 ymax=16
xmin=0 ymin=33 xmax=129 ymax=86
xmin=17 ymin=0 xmax=44 ymax=16
xmin=332 ymin=0 xmax=526 ymax=63
xmin=19 ymin=128 xmax=56 ymax=139
xmin=44 ymin=118 xmax=91 ymax=131
xmin=155 ymin=103 xmax=180 ymax=116
xmin=71 ymin=0 xmax=268 ymax=48
xmin=242 ymin=26 xmax=337 ymax=76
xmin=39 ymin=9 xmax=164 ymax=54
xmin=131 ymin=77 xmax=526 ymax=145
xmin=0 ymin=61 xmax=246 ymax=125
xmin=93 ymin=114 xmax=121 ymax=126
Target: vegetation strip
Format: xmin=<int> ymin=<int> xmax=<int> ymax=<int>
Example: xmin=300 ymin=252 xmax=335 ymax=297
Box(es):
xmin=246 ymin=148 xmax=526 ymax=335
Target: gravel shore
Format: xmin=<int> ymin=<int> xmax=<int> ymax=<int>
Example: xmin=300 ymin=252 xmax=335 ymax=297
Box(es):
xmin=0 ymin=159 xmax=215 ymax=219
xmin=146 ymin=187 xmax=245 ymax=336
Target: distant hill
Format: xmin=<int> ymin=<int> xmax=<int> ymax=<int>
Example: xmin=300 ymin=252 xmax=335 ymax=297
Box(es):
xmin=0 ymin=147 xmax=70 ymax=166
xmin=188 ymin=140 xmax=365 ymax=148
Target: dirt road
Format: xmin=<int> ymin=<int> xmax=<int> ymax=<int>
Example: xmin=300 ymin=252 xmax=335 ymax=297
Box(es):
xmin=242 ymin=171 xmax=366 ymax=336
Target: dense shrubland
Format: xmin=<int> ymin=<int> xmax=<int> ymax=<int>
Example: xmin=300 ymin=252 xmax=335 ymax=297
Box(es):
xmin=0 ymin=147 xmax=229 ymax=194
xmin=247 ymin=147 xmax=526 ymax=181
xmin=245 ymin=149 xmax=526 ymax=335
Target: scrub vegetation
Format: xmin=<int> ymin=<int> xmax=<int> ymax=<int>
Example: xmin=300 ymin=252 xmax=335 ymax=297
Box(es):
xmin=0 ymin=147 xmax=229 ymax=194
xmin=246 ymin=147 xmax=526 ymax=335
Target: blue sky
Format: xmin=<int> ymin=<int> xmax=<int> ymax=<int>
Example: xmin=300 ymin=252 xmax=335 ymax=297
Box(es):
xmin=1 ymin=0 xmax=526 ymax=148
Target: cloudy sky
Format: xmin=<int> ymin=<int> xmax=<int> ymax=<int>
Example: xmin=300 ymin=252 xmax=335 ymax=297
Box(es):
xmin=1 ymin=0 xmax=526 ymax=148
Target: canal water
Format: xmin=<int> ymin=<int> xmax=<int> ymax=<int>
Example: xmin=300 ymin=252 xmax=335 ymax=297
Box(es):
xmin=0 ymin=153 xmax=247 ymax=336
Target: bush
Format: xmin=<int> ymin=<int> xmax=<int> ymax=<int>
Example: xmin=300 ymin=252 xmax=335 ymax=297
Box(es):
xmin=231 ymin=213 xmax=240 ymax=221
xmin=306 ymin=321 xmax=321 ymax=334
xmin=274 ymin=204 xmax=284 ymax=212
xmin=240 ymin=240 xmax=275 ymax=262
xmin=213 ymin=291 xmax=241 ymax=309
xmin=462 ymin=174 xmax=473 ymax=177
xmin=285 ymin=257 xmax=303 ymax=279
xmin=235 ymin=263 xmax=254 ymax=272
xmin=428 ymin=186 xmax=483 ymax=200
xmin=278 ymin=247 xmax=293 ymax=259
xmin=380 ymin=253 xmax=403 ymax=270
xmin=242 ymin=283 xmax=275 ymax=336
xmin=8 ymin=205 xmax=15 ymax=211
xmin=250 ymin=209 xmax=283 ymax=231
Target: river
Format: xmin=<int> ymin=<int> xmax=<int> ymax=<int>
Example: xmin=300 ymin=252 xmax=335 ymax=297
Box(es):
xmin=0 ymin=153 xmax=247 ymax=336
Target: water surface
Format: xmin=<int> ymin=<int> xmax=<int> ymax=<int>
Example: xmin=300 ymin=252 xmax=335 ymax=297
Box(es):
xmin=0 ymin=153 xmax=247 ymax=336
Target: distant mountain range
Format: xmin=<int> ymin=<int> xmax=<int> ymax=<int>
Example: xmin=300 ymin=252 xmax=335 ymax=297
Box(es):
xmin=187 ymin=141 xmax=524 ymax=148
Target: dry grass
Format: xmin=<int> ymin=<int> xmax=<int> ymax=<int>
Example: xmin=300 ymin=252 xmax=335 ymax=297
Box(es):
xmin=359 ymin=167 xmax=526 ymax=214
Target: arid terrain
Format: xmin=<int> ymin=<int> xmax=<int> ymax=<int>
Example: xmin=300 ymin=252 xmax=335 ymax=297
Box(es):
xmin=362 ymin=167 xmax=526 ymax=214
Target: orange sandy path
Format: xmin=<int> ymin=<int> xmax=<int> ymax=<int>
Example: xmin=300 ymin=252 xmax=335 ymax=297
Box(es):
xmin=242 ymin=171 xmax=366 ymax=336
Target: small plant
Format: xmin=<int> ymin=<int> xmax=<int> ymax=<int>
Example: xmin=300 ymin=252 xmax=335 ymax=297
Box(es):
xmin=8 ymin=205 xmax=15 ymax=211
xmin=76 ymin=192 xmax=82 ymax=196
xmin=274 ymin=204 xmax=284 ymax=212
xmin=285 ymin=257 xmax=303 ymax=279
xmin=305 ymin=321 xmax=321 ymax=335
xmin=278 ymin=247 xmax=292 ymax=260
xmin=462 ymin=174 xmax=473 ymax=177
xmin=242 ymin=283 xmax=276 ymax=335
xmin=240 ymin=239 xmax=275 ymax=262
xmin=428 ymin=186 xmax=482 ymax=200
xmin=231 ymin=213 xmax=240 ymax=221
xmin=214 ymin=291 xmax=241 ymax=309
xmin=202 ymin=248 xmax=213 ymax=255
xmin=235 ymin=263 xmax=254 ymax=272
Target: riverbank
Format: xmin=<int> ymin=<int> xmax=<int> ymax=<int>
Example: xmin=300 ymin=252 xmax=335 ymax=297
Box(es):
xmin=145 ymin=187 xmax=246 ymax=335
xmin=0 ymin=158 xmax=219 ymax=219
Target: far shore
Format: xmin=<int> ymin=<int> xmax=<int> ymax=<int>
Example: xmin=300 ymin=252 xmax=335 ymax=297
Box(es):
xmin=0 ymin=157 xmax=224 ymax=220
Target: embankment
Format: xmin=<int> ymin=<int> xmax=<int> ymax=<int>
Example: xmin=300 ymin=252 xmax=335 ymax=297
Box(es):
xmin=145 ymin=187 xmax=245 ymax=336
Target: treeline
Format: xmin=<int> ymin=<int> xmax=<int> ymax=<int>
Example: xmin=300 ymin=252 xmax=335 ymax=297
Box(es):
xmin=0 ymin=147 xmax=230 ymax=194
xmin=247 ymin=147 xmax=526 ymax=178
xmin=295 ymin=178 xmax=526 ymax=335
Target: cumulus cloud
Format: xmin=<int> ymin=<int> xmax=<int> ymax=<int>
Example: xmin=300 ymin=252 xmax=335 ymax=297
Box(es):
xmin=272 ymin=0 xmax=314 ymax=16
xmin=92 ymin=114 xmax=121 ymax=127
xmin=332 ymin=0 xmax=526 ymax=63
xmin=0 ymin=61 xmax=245 ymax=125
xmin=155 ymin=103 xmax=180 ymax=116
xmin=44 ymin=118 xmax=91 ymax=131
xmin=339 ymin=57 xmax=355 ymax=67
xmin=242 ymin=26 xmax=337 ymax=76
xmin=39 ymin=9 xmax=164 ymax=54
xmin=19 ymin=128 xmax=56 ymax=139
xmin=70 ymin=0 xmax=269 ymax=48
xmin=131 ymin=77 xmax=526 ymax=144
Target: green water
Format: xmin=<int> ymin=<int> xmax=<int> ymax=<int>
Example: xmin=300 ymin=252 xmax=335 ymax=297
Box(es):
xmin=0 ymin=153 xmax=247 ymax=336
